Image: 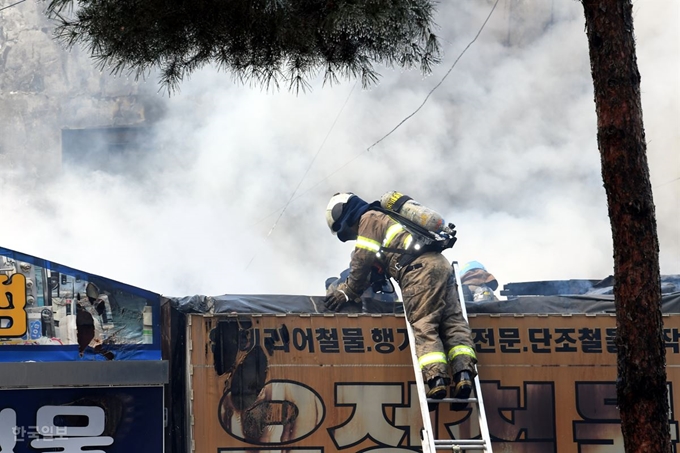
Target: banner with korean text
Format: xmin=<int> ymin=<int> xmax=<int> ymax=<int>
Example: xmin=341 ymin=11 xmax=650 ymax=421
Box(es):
xmin=188 ymin=313 xmax=680 ymax=452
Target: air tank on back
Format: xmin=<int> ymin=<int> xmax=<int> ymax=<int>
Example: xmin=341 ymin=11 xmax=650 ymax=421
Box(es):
xmin=379 ymin=191 xmax=446 ymax=232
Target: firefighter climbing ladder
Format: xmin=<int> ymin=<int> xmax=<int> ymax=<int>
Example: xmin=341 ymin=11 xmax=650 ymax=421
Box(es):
xmin=405 ymin=261 xmax=493 ymax=452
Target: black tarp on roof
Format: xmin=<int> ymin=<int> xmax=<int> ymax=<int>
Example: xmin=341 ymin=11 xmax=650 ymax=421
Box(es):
xmin=468 ymin=292 xmax=680 ymax=314
xmin=500 ymin=274 xmax=680 ymax=297
xmin=167 ymin=277 xmax=680 ymax=315
xmin=167 ymin=293 xmax=405 ymax=315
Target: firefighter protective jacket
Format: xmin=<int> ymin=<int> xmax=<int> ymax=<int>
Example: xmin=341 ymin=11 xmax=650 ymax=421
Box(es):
xmin=340 ymin=209 xmax=477 ymax=381
xmin=343 ymin=210 xmax=417 ymax=298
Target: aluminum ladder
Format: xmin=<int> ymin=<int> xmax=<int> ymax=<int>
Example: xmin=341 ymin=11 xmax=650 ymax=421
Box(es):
xmin=405 ymin=261 xmax=493 ymax=452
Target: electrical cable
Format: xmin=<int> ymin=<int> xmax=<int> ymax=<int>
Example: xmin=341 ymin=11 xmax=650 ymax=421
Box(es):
xmin=366 ymin=0 xmax=500 ymax=151
xmin=250 ymin=0 xmax=500 ymax=228
xmin=0 ymin=0 xmax=26 ymax=12
xmin=655 ymin=177 xmax=679 ymax=188
xmin=244 ymin=80 xmax=358 ymax=270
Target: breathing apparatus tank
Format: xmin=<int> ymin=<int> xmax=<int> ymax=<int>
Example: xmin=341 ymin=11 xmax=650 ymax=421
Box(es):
xmin=380 ymin=191 xmax=446 ymax=232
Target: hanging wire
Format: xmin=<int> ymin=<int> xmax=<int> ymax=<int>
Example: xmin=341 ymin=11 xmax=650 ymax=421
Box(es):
xmin=366 ymin=0 xmax=500 ymax=152
xmin=244 ymin=81 xmax=359 ymax=270
xmin=0 ymin=0 xmax=27 ymax=12
xmin=655 ymin=177 xmax=680 ymax=189
xmin=250 ymin=0 xmax=501 ymax=229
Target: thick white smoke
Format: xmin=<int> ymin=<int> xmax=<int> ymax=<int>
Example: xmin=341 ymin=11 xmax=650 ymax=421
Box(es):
xmin=0 ymin=0 xmax=677 ymax=298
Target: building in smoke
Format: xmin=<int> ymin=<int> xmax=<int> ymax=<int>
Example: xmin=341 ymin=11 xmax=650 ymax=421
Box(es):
xmin=0 ymin=1 xmax=163 ymax=176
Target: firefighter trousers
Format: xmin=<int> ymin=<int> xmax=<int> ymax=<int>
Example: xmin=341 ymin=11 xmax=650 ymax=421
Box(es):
xmin=398 ymin=253 xmax=477 ymax=383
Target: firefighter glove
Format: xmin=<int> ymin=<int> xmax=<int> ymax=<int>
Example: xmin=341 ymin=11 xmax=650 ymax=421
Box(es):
xmin=324 ymin=289 xmax=350 ymax=311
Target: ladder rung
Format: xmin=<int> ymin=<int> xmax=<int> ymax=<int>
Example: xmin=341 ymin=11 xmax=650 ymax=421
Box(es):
xmin=435 ymin=439 xmax=488 ymax=450
xmin=435 ymin=439 xmax=486 ymax=445
xmin=435 ymin=446 xmax=487 ymax=451
xmin=427 ymin=397 xmax=478 ymax=404
xmin=407 ymin=262 xmax=494 ymax=453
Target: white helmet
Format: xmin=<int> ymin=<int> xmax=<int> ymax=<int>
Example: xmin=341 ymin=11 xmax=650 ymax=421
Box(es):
xmin=325 ymin=193 xmax=355 ymax=234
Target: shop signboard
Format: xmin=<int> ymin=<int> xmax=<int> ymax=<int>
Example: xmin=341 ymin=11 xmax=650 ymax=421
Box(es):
xmin=0 ymin=386 xmax=164 ymax=452
xmin=0 ymin=247 xmax=161 ymax=361
xmin=187 ymin=313 xmax=680 ymax=452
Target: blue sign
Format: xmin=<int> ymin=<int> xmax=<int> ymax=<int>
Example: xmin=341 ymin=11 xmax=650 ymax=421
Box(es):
xmin=0 ymin=386 xmax=164 ymax=452
xmin=0 ymin=246 xmax=162 ymax=362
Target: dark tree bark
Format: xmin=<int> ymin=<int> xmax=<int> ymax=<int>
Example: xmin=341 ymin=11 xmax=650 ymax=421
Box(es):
xmin=581 ymin=1 xmax=669 ymax=451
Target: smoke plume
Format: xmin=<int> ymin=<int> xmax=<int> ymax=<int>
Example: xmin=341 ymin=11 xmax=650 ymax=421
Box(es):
xmin=0 ymin=0 xmax=677 ymax=298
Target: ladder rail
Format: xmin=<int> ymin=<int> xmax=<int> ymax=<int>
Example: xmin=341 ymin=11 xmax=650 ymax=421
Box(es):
xmin=453 ymin=261 xmax=494 ymax=453
xmin=404 ymin=261 xmax=494 ymax=453
xmin=405 ymin=318 xmax=437 ymax=453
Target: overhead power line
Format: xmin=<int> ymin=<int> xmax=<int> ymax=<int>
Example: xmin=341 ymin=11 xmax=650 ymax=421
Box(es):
xmin=655 ymin=177 xmax=680 ymax=189
xmin=366 ymin=0 xmax=500 ymax=151
xmin=246 ymin=0 xmax=500 ymax=270
xmin=244 ymin=81 xmax=359 ymax=270
xmin=0 ymin=0 xmax=27 ymax=12
xmin=252 ymin=0 xmax=501 ymax=228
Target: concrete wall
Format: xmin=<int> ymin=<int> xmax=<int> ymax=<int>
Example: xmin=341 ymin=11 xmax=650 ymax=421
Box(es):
xmin=0 ymin=1 xmax=164 ymax=177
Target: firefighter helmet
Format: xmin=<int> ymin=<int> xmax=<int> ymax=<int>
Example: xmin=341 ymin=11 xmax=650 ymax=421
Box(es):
xmin=325 ymin=193 xmax=355 ymax=234
xmin=461 ymin=261 xmax=486 ymax=276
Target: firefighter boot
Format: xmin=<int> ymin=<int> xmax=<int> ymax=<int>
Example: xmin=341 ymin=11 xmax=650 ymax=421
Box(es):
xmin=450 ymin=371 xmax=472 ymax=411
xmin=426 ymin=376 xmax=449 ymax=411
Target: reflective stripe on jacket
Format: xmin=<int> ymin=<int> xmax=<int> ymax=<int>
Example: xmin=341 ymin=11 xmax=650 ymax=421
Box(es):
xmin=346 ymin=210 xmax=415 ymax=298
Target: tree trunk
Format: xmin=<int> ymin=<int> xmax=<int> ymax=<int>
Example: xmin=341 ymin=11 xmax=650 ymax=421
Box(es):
xmin=581 ymin=1 xmax=669 ymax=451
